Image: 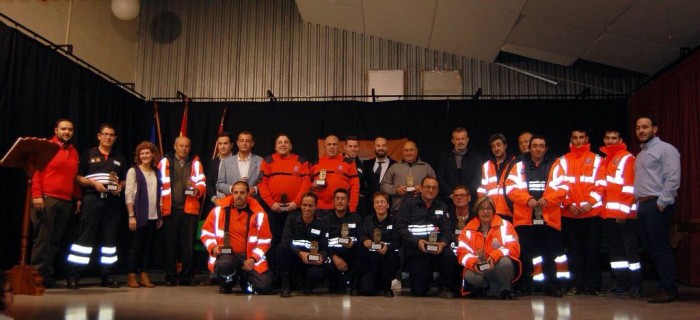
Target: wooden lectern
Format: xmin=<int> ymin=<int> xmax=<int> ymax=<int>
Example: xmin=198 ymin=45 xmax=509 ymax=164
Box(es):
xmin=0 ymin=137 xmax=60 ymax=295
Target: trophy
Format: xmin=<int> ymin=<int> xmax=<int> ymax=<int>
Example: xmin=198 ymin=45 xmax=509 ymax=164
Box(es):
xmin=316 ymin=169 xmax=327 ymax=187
xmin=425 ymin=229 xmax=439 ymax=253
xmin=279 ymin=193 xmax=289 ymax=212
xmin=221 ymin=220 xmax=232 ymax=255
xmin=308 ymin=241 xmax=321 ymax=261
xmin=533 ymin=206 xmax=544 ymax=225
xmin=455 ymin=216 xmax=468 ymax=235
xmin=405 ymin=174 xmax=415 ymax=192
xmin=371 ymin=227 xmax=383 ymax=250
xmin=106 ymin=172 xmax=119 ymax=191
xmin=185 ymin=180 xmax=196 ymax=196
xmin=338 ymin=223 xmax=351 ymax=245
xmin=475 ymin=248 xmax=492 ymax=272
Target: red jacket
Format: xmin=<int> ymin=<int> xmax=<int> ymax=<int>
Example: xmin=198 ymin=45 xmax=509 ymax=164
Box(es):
xmin=560 ymin=144 xmax=605 ymax=219
xmin=456 ymin=215 xmax=521 ymax=294
xmin=31 ymin=136 xmax=80 ymax=201
xmin=600 ymin=143 xmax=636 ymax=219
xmin=258 ymin=153 xmax=311 ymax=207
xmin=200 ymin=197 xmax=272 ymax=274
xmin=477 ymin=156 xmax=515 ymax=217
xmin=506 ymin=157 xmax=567 ymax=230
xmin=310 ymin=155 xmax=360 ymax=211
xmin=158 ymin=155 xmax=206 ymax=215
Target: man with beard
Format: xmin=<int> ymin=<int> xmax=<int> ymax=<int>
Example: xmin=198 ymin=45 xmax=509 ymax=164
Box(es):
xmin=31 ymin=119 xmax=80 ymax=288
xmin=477 ymin=134 xmax=517 ymax=221
xmin=436 ymin=127 xmax=481 ymax=209
xmin=360 ymin=137 xmax=396 ymax=213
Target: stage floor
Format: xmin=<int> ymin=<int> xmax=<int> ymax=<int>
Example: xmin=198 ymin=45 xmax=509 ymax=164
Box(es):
xmin=7 ymin=274 xmax=700 ymax=320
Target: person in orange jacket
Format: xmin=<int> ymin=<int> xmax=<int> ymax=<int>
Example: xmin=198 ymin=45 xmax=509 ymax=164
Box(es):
xmin=559 ymin=129 xmax=606 ymax=297
xmin=457 ymin=197 xmax=521 ymax=299
xmin=201 ymin=181 xmax=272 ymax=294
xmin=477 ymin=134 xmax=517 ymax=221
xmin=506 ymin=135 xmax=569 ymax=297
xmin=600 ymin=129 xmax=641 ymax=296
xmin=157 ymin=136 xmax=206 ymax=286
xmin=310 ymin=135 xmax=360 ymax=214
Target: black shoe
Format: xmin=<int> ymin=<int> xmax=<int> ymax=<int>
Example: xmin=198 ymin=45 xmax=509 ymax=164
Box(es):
xmin=219 ymin=285 xmax=233 ymax=294
xmin=67 ymin=279 xmax=80 ymax=290
xmin=101 ymin=277 xmax=120 ymax=288
xmin=591 ymin=290 xmax=606 ymax=297
xmin=43 ymin=277 xmax=57 ymax=289
xmin=501 ymin=289 xmax=513 ymax=300
xmin=165 ymin=279 xmax=177 ymax=287
xmin=647 ymin=289 xmax=677 ymax=303
xmin=437 ymin=289 xmax=454 ymax=299
xmin=629 ymin=286 xmax=643 ymax=298
xmin=280 ymin=288 xmax=291 ymax=298
xmin=384 ymin=289 xmax=395 ymax=297
xmin=179 ymin=279 xmax=193 ymax=286
xmin=545 ymin=288 xmax=563 ymax=298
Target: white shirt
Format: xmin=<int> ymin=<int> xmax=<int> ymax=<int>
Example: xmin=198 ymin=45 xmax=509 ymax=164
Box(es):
xmin=374 ymin=158 xmax=389 ymax=181
xmin=237 ymin=153 xmax=251 ymax=181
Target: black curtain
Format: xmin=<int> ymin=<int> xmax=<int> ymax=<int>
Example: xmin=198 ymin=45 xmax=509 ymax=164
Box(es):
xmin=0 ymin=20 xmax=629 ymax=273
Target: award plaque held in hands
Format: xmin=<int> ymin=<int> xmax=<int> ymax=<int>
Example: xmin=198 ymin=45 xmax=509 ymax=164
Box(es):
xmin=279 ymin=193 xmax=289 ymax=212
xmin=533 ymin=206 xmax=544 ymax=225
xmin=405 ymin=174 xmax=415 ymax=192
xmin=371 ymin=227 xmax=383 ymax=250
xmin=338 ymin=223 xmax=351 ymax=245
xmin=107 ymin=172 xmax=119 ymax=191
xmin=425 ymin=230 xmax=439 ymax=253
xmin=316 ymin=169 xmax=327 ymax=187
xmin=475 ymin=248 xmax=492 ymax=272
xmin=185 ymin=180 xmax=196 ymax=196
xmin=308 ymin=241 xmax=321 ymax=261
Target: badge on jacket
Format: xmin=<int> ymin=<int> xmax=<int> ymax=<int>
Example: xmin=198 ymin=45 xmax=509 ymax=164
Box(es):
xmin=492 ymin=238 xmax=501 ymax=249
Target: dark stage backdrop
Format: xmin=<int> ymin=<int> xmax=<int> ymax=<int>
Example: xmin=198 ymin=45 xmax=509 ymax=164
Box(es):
xmin=1 ymin=16 xmax=630 ymax=274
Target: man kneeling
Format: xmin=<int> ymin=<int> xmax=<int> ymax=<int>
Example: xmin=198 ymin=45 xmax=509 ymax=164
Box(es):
xmin=201 ymin=181 xmax=273 ymax=294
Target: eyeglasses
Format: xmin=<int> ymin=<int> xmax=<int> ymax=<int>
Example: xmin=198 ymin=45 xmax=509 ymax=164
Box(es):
xmin=452 ymin=194 xmax=469 ymax=198
xmin=478 ymin=207 xmax=494 ymax=212
xmin=100 ymin=133 xmax=116 ymax=137
xmin=421 ymin=185 xmax=439 ymax=190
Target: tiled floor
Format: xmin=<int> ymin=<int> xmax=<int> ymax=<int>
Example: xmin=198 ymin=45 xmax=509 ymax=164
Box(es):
xmin=6 ymin=275 xmax=700 ymax=320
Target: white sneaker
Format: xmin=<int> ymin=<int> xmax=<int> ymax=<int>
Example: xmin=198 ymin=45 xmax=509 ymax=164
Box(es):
xmin=391 ymin=279 xmax=402 ymax=290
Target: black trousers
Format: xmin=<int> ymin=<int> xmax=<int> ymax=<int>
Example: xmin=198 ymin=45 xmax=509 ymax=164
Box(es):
xmin=516 ymin=224 xmax=567 ymax=289
xmin=603 ymin=218 xmax=641 ymax=289
xmin=127 ymin=219 xmax=159 ymax=273
xmin=214 ymin=253 xmax=272 ymax=294
xmin=266 ymin=209 xmax=296 ymax=275
xmin=358 ymin=249 xmax=399 ymax=295
xmin=326 ymin=246 xmax=361 ymax=291
xmin=162 ymin=210 xmax=198 ymax=282
xmin=276 ymin=245 xmax=325 ymax=289
xmin=637 ymin=201 xmax=677 ymax=293
xmin=562 ymin=216 xmax=602 ymax=291
xmin=67 ymin=193 xmax=120 ymax=280
xmin=404 ymin=248 xmax=456 ymax=296
xmin=31 ymin=196 xmax=72 ymax=279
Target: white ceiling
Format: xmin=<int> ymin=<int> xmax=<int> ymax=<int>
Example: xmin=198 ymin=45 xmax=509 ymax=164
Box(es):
xmin=294 ymin=0 xmax=700 ymax=74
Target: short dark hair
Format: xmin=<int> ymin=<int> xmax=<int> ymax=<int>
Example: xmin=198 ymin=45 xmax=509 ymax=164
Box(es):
xmin=55 ymin=118 xmax=73 ymax=128
xmin=301 ymin=191 xmax=317 ymax=204
xmin=97 ymin=123 xmax=115 ymax=134
xmin=421 ymin=176 xmax=438 ymax=186
xmin=232 ymin=180 xmax=250 ymax=192
xmin=488 ymin=133 xmax=507 ymax=145
xmin=636 ymin=115 xmax=657 ymax=127
xmin=452 ymin=127 xmax=468 ymax=135
xmin=529 ymin=134 xmax=547 ymax=148
xmin=372 ymin=191 xmax=390 ymax=203
xmin=333 ymin=188 xmax=350 ymax=198
xmin=274 ymin=133 xmax=291 ymax=144
xmin=217 ymin=131 xmax=233 ymax=142
xmin=237 ymin=131 xmax=254 ymax=141
xmin=571 ymin=128 xmax=587 ymax=136
xmin=345 ymin=135 xmax=359 ymax=142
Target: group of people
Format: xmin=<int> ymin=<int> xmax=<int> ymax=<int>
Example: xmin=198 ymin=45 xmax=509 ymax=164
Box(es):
xmin=26 ymin=115 xmax=680 ymax=303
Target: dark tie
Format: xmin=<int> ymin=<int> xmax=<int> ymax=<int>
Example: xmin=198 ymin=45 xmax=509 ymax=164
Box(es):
xmin=375 ymin=161 xmax=384 ymax=181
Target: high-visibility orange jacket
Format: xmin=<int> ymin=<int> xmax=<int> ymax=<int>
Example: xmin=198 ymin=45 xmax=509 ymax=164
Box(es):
xmin=600 ymin=143 xmax=636 ymax=219
xmin=457 ymin=215 xmax=521 ymax=270
xmin=477 ymin=155 xmax=516 ymax=217
xmin=560 ymin=143 xmax=606 ymax=219
xmin=158 ymin=155 xmax=206 ymax=216
xmin=310 ymin=155 xmax=360 ymax=211
xmin=506 ymin=155 xmax=567 ymax=230
xmin=258 ymin=153 xmax=311 ymax=207
xmin=200 ymin=197 xmax=272 ymax=274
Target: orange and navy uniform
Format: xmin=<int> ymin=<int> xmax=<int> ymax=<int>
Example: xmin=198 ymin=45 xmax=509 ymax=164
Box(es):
xmin=600 ymin=143 xmax=636 ymax=219
xmin=158 ymin=155 xmax=206 ymax=215
xmin=31 ymin=136 xmax=81 ymax=201
xmin=311 ymin=155 xmax=360 ymax=212
xmin=258 ymin=153 xmax=311 ymax=207
xmin=477 ymin=155 xmax=516 ymax=217
xmin=560 ymin=143 xmax=606 ymax=219
xmin=505 ymin=156 xmax=567 ymax=230
xmin=457 ymin=215 xmax=521 ymax=291
xmin=200 ymin=197 xmax=272 ymax=274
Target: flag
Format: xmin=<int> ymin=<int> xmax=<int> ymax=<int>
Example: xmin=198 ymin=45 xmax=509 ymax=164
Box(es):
xmin=179 ymin=97 xmax=189 ymax=137
xmin=211 ymin=107 xmax=229 ymax=159
xmin=153 ymin=102 xmax=164 ymax=153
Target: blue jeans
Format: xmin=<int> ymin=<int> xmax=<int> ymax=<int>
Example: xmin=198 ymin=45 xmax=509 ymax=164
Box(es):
xmin=636 ymin=200 xmax=677 ymax=293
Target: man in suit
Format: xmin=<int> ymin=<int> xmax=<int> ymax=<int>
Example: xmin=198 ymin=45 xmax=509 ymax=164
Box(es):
xmin=206 ymin=132 xmax=233 ymax=207
xmin=436 ymin=127 xmax=481 ymax=211
xmin=360 ymin=137 xmax=396 ymax=214
xmin=217 ymin=131 xmax=263 ymax=197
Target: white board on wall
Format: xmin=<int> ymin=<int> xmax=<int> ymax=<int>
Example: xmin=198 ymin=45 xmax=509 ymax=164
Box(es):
xmin=422 ymin=70 xmax=462 ymax=99
xmin=367 ymin=70 xmax=404 ymax=101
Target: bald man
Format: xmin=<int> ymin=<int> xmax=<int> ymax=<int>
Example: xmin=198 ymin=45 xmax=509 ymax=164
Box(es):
xmin=360 ymin=137 xmax=397 ymax=208
xmin=310 ymin=135 xmax=360 ymax=215
xmin=158 ymin=136 xmax=206 ymax=286
xmin=381 ymin=141 xmax=436 ymax=212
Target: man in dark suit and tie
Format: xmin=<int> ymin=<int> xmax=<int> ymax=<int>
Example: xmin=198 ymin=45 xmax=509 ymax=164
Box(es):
xmin=217 ymin=131 xmax=263 ymax=197
xmin=360 ymin=137 xmax=396 ymax=215
xmin=206 ymin=132 xmax=233 ymax=207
